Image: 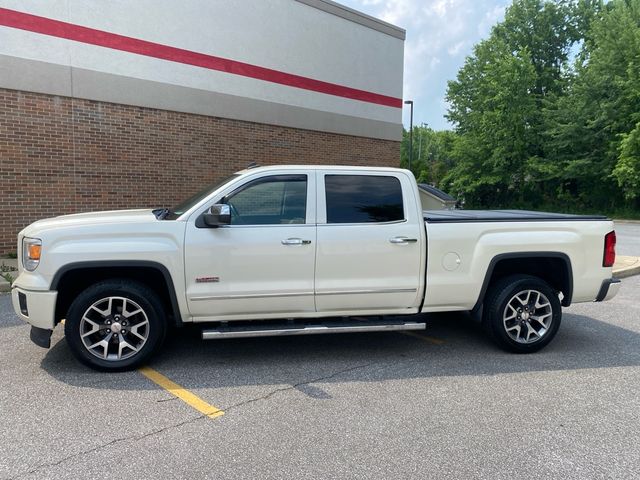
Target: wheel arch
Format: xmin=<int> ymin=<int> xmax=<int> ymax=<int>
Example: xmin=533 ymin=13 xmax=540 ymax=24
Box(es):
xmin=51 ymin=261 xmax=182 ymax=328
xmin=472 ymin=252 xmax=573 ymax=313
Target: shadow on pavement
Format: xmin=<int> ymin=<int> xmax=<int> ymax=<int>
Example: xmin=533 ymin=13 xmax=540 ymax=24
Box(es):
xmin=39 ymin=310 xmax=640 ymax=391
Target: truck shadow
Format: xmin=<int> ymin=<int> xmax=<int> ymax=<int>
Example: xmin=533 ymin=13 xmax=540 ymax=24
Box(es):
xmin=39 ymin=310 xmax=640 ymax=393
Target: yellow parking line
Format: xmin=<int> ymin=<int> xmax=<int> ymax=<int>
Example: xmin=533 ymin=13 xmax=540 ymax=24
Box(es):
xmin=401 ymin=331 xmax=446 ymax=345
xmin=138 ymin=366 xmax=224 ymax=419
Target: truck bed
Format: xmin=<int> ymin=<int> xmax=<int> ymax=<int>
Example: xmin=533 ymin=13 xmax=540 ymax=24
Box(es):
xmin=423 ymin=209 xmax=608 ymax=223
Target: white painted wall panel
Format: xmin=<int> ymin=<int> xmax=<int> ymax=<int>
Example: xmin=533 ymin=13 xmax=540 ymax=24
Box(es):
xmin=0 ymin=0 xmax=405 ymax=137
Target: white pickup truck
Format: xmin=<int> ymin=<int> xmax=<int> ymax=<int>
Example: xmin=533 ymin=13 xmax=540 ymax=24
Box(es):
xmin=11 ymin=165 xmax=620 ymax=370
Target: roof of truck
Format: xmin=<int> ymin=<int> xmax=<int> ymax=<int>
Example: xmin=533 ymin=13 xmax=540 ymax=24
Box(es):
xmin=235 ymin=165 xmax=410 ymax=175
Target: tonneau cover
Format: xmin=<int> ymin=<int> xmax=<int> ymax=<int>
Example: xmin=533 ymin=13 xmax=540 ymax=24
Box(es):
xmin=423 ymin=209 xmax=608 ymax=223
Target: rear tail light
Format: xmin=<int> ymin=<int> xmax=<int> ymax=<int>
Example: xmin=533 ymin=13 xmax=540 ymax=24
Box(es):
xmin=603 ymin=230 xmax=616 ymax=267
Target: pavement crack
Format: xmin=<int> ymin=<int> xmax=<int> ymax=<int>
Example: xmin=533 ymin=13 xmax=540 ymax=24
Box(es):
xmin=11 ymin=414 xmax=206 ymax=479
xmin=225 ymin=362 xmax=372 ymax=411
xmin=157 ymin=396 xmax=178 ymax=403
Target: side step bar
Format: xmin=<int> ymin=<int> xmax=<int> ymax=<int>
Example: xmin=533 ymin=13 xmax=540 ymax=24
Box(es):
xmin=202 ymin=319 xmax=426 ymax=340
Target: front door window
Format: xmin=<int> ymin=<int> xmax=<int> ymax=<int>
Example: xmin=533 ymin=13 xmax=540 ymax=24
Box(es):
xmin=225 ymin=175 xmax=307 ymax=225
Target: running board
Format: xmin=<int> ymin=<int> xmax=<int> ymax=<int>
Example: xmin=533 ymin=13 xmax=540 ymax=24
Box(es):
xmin=202 ymin=319 xmax=426 ymax=340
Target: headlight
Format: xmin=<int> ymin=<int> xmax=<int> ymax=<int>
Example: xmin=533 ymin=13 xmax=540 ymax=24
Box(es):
xmin=22 ymin=237 xmax=42 ymax=271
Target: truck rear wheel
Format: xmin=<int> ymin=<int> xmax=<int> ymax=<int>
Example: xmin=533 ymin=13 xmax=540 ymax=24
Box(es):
xmin=483 ymin=274 xmax=561 ymax=353
xmin=65 ymin=280 xmax=166 ymax=371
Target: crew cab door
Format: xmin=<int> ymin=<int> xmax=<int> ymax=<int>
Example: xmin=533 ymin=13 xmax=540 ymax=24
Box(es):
xmin=314 ymin=170 xmax=425 ymax=312
xmin=184 ymin=172 xmax=316 ymax=319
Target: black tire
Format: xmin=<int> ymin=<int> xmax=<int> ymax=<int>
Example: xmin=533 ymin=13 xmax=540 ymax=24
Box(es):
xmin=482 ymin=274 xmax=561 ymax=353
xmin=65 ymin=279 xmax=167 ymax=371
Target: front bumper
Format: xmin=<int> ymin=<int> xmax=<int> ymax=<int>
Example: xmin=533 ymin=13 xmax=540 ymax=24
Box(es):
xmin=11 ymin=286 xmax=58 ymax=330
xmin=595 ymin=278 xmax=621 ymax=302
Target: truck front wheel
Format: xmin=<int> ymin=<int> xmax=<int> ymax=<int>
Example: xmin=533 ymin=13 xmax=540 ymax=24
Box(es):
xmin=64 ymin=280 xmax=167 ymax=371
xmin=483 ymin=274 xmax=561 ymax=353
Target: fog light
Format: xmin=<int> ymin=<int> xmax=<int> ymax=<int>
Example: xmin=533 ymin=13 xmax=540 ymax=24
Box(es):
xmin=18 ymin=292 xmax=28 ymax=316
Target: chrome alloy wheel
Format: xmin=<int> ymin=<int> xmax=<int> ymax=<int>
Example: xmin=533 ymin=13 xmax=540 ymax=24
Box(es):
xmin=502 ymin=289 xmax=553 ymax=344
xmin=79 ymin=296 xmax=150 ymax=361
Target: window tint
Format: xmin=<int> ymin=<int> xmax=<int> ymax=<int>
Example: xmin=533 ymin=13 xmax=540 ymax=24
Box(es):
xmin=225 ymin=175 xmax=307 ymax=225
xmin=325 ymin=175 xmax=404 ymax=223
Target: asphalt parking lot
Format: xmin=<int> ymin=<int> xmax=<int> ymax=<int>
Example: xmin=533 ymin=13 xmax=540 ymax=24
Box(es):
xmin=615 ymin=221 xmax=640 ymax=256
xmin=1 ymin=271 xmax=639 ymax=480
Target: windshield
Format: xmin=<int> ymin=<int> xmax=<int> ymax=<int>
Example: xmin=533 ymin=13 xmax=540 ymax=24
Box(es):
xmin=166 ymin=174 xmax=239 ymax=218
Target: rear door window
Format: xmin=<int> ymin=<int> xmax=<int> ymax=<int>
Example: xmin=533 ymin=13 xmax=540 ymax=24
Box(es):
xmin=325 ymin=175 xmax=404 ymax=224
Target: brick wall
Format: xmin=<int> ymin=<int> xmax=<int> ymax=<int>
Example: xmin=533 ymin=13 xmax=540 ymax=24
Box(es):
xmin=0 ymin=88 xmax=400 ymax=254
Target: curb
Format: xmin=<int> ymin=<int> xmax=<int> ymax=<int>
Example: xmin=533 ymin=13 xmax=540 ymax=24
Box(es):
xmin=613 ymin=219 xmax=640 ymax=224
xmin=0 ymin=259 xmax=17 ymax=293
xmin=613 ymin=256 xmax=640 ymax=279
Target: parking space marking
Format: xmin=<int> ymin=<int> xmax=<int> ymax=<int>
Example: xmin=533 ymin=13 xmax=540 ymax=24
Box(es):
xmin=138 ymin=366 xmax=224 ymax=419
xmin=401 ymin=331 xmax=446 ymax=345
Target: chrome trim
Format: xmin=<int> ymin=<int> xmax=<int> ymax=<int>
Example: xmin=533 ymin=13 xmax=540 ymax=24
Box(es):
xmin=190 ymin=292 xmax=314 ymax=301
xmin=389 ymin=236 xmax=418 ymax=244
xmin=316 ymin=288 xmax=417 ymax=296
xmin=219 ymin=223 xmax=312 ymax=228
xmin=595 ymin=277 xmax=621 ymax=302
xmin=202 ymin=321 xmax=425 ymax=339
xmin=282 ymin=238 xmax=312 ymax=245
xmin=317 ymin=219 xmax=407 ymax=226
xmin=191 ymin=288 xmax=416 ymax=301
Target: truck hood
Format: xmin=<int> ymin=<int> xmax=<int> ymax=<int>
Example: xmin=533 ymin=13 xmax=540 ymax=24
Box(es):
xmin=22 ymin=209 xmax=158 ymax=236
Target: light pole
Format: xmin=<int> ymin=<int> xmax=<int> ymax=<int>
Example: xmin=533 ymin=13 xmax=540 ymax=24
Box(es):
xmin=404 ymin=100 xmax=413 ymax=172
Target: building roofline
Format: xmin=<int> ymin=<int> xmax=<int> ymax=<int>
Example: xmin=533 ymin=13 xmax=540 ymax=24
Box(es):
xmin=295 ymin=0 xmax=406 ymax=40
xmin=418 ymin=183 xmax=457 ymax=202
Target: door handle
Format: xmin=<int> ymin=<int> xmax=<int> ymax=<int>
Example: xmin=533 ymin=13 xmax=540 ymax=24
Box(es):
xmin=282 ymin=238 xmax=312 ymax=246
xmin=389 ymin=236 xmax=418 ymax=244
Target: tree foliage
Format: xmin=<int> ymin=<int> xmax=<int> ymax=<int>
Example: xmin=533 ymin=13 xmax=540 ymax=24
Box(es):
xmin=400 ymin=126 xmax=456 ymax=187
xmin=614 ymin=122 xmax=640 ymax=199
xmin=407 ymin=0 xmax=640 ymax=214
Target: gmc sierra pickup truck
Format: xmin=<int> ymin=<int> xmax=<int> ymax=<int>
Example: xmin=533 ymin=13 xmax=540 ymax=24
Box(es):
xmin=11 ymin=165 xmax=620 ymax=370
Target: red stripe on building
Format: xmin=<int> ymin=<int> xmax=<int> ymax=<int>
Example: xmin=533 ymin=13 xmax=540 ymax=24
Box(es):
xmin=0 ymin=8 xmax=402 ymax=108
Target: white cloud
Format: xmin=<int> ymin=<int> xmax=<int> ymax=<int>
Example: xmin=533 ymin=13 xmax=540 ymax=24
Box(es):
xmin=340 ymin=0 xmax=510 ymax=129
xmin=478 ymin=4 xmax=507 ymax=36
xmin=447 ymin=41 xmax=466 ymax=56
xmin=425 ymin=0 xmax=457 ymax=18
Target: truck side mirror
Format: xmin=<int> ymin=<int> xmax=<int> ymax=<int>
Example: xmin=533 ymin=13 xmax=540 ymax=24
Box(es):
xmin=202 ymin=204 xmax=231 ymax=227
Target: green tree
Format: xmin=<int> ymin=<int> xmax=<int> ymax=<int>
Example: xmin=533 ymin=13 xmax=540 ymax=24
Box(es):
xmin=613 ymin=122 xmax=640 ymax=200
xmin=545 ymin=0 xmax=640 ymax=209
xmin=445 ymin=38 xmax=538 ymax=206
xmin=494 ymin=0 xmax=580 ymax=99
xmin=400 ymin=126 xmax=456 ymax=189
xmin=445 ymin=0 xmax=581 ymax=208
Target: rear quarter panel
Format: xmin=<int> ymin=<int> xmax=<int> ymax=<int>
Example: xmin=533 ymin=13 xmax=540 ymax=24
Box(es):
xmin=422 ymin=220 xmax=614 ymax=312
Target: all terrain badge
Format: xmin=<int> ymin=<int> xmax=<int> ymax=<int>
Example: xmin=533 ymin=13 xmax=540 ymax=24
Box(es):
xmin=195 ymin=277 xmax=220 ymax=283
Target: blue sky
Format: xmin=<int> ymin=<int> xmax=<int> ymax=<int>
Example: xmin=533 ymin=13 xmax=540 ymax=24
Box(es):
xmin=340 ymin=0 xmax=510 ymax=130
